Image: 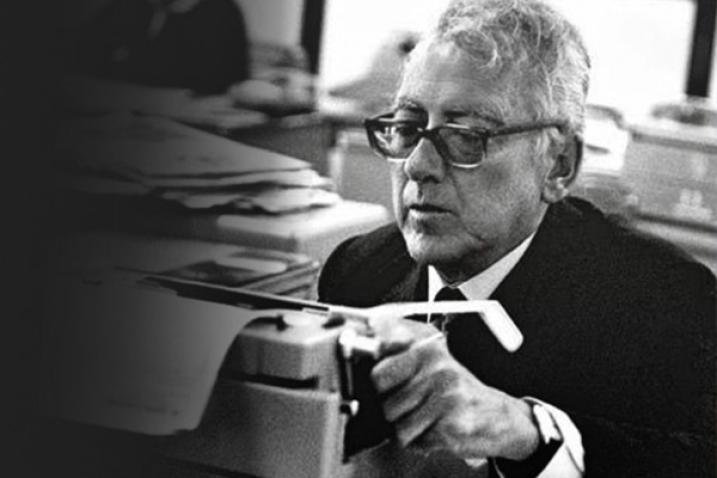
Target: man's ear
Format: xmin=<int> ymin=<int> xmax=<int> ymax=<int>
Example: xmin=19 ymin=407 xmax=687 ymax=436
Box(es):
xmin=541 ymin=135 xmax=582 ymax=203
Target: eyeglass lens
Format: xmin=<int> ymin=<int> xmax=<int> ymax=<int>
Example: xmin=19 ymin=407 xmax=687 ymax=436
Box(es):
xmin=373 ymin=123 xmax=420 ymax=158
xmin=372 ymin=123 xmax=486 ymax=166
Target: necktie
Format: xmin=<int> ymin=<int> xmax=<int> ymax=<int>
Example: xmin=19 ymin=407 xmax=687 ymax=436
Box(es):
xmin=434 ymin=286 xmax=466 ymax=302
xmin=432 ymin=286 xmax=490 ymax=365
xmin=430 ymin=286 xmax=467 ymax=331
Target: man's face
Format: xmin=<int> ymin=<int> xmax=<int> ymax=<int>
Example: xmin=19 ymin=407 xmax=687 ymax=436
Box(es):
xmin=391 ymin=41 xmax=552 ymax=281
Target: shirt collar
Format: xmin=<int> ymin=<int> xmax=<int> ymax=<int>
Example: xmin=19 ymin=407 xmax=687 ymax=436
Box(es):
xmin=428 ymin=233 xmax=535 ymax=301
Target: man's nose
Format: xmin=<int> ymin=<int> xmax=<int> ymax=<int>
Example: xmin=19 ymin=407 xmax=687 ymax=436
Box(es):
xmin=403 ymin=136 xmax=446 ymax=183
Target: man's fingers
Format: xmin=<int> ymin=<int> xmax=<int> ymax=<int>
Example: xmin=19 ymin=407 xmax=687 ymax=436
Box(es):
xmin=380 ymin=343 xmax=448 ymax=420
xmin=378 ymin=330 xmax=415 ymax=357
xmin=382 ymin=374 xmax=432 ymax=422
xmin=371 ymin=334 xmax=447 ymax=394
xmin=371 ymin=350 xmax=418 ymax=394
xmin=369 ymin=316 xmax=439 ymax=358
xmin=393 ymin=388 xmax=445 ymax=447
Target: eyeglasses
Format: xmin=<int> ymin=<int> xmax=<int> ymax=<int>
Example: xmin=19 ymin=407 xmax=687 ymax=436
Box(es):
xmin=364 ymin=112 xmax=567 ymax=169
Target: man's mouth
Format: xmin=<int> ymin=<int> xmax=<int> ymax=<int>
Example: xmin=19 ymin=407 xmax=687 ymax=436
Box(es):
xmin=409 ymin=203 xmax=450 ymax=214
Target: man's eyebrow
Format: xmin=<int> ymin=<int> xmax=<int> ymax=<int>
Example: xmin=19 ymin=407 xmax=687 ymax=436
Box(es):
xmin=393 ymin=98 xmax=504 ymax=125
xmin=393 ymin=98 xmax=424 ymax=112
xmin=445 ymin=106 xmax=504 ymax=126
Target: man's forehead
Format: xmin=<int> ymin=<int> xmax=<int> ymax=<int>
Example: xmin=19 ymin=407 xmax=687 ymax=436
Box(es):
xmin=396 ymin=40 xmax=523 ymax=123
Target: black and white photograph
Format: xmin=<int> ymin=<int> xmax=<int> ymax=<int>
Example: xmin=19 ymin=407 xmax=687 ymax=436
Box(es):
xmin=2 ymin=1 xmax=715 ymax=477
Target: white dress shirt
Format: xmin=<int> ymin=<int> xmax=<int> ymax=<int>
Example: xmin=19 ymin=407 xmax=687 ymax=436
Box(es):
xmin=428 ymin=235 xmax=584 ymax=477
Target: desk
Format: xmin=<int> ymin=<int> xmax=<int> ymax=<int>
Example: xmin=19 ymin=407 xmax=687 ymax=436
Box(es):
xmin=58 ymin=191 xmax=390 ymax=267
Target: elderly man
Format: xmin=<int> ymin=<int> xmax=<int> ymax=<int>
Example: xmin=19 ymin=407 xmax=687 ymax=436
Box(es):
xmin=318 ymin=0 xmax=716 ymax=476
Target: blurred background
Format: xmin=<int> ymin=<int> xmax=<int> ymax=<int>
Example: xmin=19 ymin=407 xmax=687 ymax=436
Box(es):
xmin=45 ymin=0 xmax=716 ymax=274
xmin=1 ymin=1 xmax=715 ymax=476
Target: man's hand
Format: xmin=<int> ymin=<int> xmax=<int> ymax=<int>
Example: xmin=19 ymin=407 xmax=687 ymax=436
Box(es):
xmin=369 ymin=316 xmax=540 ymax=461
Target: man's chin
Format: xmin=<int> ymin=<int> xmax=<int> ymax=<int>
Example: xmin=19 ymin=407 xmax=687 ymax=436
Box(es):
xmin=403 ymin=232 xmax=459 ymax=267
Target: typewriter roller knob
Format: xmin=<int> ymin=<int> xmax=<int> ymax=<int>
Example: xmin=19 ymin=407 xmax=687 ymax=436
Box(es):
xmin=338 ymin=328 xmax=381 ymax=360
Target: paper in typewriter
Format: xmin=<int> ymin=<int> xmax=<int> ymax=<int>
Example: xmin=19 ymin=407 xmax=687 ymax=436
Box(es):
xmin=42 ymin=279 xmax=258 ymax=435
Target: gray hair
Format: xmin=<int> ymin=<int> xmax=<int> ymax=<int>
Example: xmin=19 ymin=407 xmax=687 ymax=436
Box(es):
xmin=416 ymin=0 xmax=590 ymax=137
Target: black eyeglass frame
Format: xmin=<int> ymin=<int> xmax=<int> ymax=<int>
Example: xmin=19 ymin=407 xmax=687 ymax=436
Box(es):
xmin=364 ymin=112 xmax=568 ymax=169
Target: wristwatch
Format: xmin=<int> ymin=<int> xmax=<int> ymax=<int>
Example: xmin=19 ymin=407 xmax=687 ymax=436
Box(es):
xmin=492 ymin=399 xmax=563 ymax=478
xmin=528 ymin=399 xmax=563 ymax=447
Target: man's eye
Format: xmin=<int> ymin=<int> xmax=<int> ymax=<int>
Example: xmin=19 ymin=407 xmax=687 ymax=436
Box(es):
xmin=391 ymin=123 xmax=420 ymax=136
xmin=455 ymin=130 xmax=484 ymax=145
xmin=441 ymin=129 xmax=485 ymax=158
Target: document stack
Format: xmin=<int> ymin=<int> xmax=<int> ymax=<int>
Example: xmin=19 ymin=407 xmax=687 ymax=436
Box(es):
xmin=55 ymin=113 xmax=340 ymax=214
xmin=52 ymin=232 xmax=320 ymax=299
xmin=153 ymin=246 xmax=320 ymax=298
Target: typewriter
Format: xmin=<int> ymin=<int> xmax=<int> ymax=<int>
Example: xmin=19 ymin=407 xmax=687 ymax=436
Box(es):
xmin=44 ymin=275 xmax=517 ymax=478
xmin=150 ymin=280 xmax=390 ymax=478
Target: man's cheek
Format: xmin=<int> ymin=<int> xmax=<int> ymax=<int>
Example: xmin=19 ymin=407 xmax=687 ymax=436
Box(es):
xmin=403 ymin=232 xmax=433 ymax=264
xmin=391 ymin=188 xmax=406 ymax=224
xmin=391 ymin=168 xmax=412 ymax=209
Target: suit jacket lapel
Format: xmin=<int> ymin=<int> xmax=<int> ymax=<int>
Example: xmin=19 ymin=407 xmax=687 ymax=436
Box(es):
xmin=491 ymin=199 xmax=588 ymax=326
xmin=379 ymin=262 xmax=427 ymax=303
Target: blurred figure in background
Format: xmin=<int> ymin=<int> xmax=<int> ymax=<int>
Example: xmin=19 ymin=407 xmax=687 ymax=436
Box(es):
xmin=66 ymin=0 xmax=250 ymax=94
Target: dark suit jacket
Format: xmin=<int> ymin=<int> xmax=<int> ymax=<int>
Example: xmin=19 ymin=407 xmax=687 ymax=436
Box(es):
xmin=319 ymin=197 xmax=716 ymax=477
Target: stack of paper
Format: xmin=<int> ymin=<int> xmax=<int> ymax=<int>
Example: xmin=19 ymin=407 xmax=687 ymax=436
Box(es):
xmin=154 ymin=246 xmax=320 ymax=297
xmin=56 ymin=114 xmax=340 ymax=214
xmin=50 ymin=232 xmax=321 ymax=300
